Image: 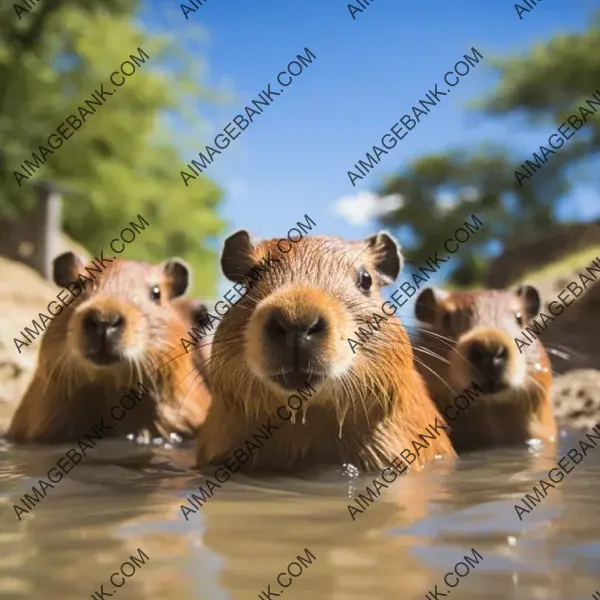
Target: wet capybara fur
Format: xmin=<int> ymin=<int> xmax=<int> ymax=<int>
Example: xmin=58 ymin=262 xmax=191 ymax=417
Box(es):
xmin=414 ymin=286 xmax=556 ymax=452
xmin=8 ymin=253 xmax=211 ymax=443
xmin=196 ymin=231 xmax=456 ymax=471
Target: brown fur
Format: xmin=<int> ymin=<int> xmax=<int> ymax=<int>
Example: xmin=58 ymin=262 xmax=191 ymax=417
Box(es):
xmin=7 ymin=258 xmax=211 ymax=443
xmin=172 ymin=297 xmax=213 ymax=387
xmin=414 ymin=288 xmax=556 ymax=451
xmin=196 ymin=233 xmax=456 ymax=471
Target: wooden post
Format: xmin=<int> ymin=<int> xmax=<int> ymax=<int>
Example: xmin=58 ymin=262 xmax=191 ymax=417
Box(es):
xmin=33 ymin=180 xmax=62 ymax=280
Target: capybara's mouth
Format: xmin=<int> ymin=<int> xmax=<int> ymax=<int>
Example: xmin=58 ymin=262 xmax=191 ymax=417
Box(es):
xmin=83 ymin=347 xmax=123 ymax=366
xmin=476 ymin=379 xmax=508 ymax=395
xmin=270 ymin=370 xmax=325 ymax=391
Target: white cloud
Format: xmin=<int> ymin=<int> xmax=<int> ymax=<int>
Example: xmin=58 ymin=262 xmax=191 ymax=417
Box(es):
xmin=462 ymin=186 xmax=480 ymax=202
xmin=436 ymin=186 xmax=480 ymax=212
xmin=332 ymin=192 xmax=404 ymax=226
xmin=436 ymin=191 xmax=459 ymax=211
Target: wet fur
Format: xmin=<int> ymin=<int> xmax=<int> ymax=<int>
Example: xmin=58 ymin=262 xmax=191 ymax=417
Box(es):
xmin=173 ymin=297 xmax=212 ymax=388
xmin=196 ymin=235 xmax=456 ymax=471
xmin=7 ymin=260 xmax=211 ymax=443
xmin=414 ymin=289 xmax=556 ymax=451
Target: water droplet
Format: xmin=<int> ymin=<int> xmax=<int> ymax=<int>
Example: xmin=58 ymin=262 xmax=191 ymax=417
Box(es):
xmin=337 ymin=405 xmax=349 ymax=440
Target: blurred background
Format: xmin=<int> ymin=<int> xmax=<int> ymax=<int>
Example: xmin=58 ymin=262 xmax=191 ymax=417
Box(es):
xmin=2 ymin=2 xmax=600 ymax=598
xmin=2 ymin=0 xmax=600 ymax=413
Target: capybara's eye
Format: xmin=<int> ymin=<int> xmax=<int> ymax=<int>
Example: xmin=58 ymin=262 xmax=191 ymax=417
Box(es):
xmin=442 ymin=312 xmax=452 ymax=328
xmin=515 ymin=311 xmax=524 ymax=327
xmin=357 ymin=267 xmax=372 ymax=291
xmin=150 ymin=285 xmax=161 ymax=302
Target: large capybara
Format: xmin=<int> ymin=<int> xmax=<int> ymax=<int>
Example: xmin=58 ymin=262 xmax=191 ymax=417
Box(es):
xmin=196 ymin=231 xmax=456 ymax=472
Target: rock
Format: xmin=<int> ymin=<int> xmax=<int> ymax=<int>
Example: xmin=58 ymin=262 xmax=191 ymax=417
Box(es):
xmin=0 ymin=233 xmax=89 ymax=434
xmin=552 ymin=369 xmax=600 ymax=431
xmin=0 ymin=256 xmax=60 ymax=432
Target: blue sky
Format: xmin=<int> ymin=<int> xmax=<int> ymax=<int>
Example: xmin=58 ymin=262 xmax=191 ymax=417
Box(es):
xmin=143 ymin=0 xmax=599 ymax=293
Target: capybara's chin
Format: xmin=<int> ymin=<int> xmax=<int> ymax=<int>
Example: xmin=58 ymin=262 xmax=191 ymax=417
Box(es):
xmin=268 ymin=371 xmax=327 ymax=393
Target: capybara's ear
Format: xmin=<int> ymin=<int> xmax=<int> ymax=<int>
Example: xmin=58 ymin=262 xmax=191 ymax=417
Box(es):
xmin=163 ymin=258 xmax=191 ymax=298
xmin=516 ymin=284 xmax=541 ymax=320
xmin=364 ymin=231 xmax=403 ymax=285
xmin=53 ymin=252 xmax=85 ymax=288
xmin=221 ymin=229 xmax=257 ymax=283
xmin=415 ymin=287 xmax=439 ymax=324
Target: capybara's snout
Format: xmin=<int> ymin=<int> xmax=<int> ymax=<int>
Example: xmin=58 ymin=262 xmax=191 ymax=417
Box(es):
xmin=259 ymin=301 xmax=330 ymax=390
xmin=245 ymin=287 xmax=345 ymax=392
xmin=455 ymin=328 xmax=523 ymax=394
xmin=460 ymin=335 xmax=511 ymax=393
xmin=78 ymin=305 xmax=127 ymax=365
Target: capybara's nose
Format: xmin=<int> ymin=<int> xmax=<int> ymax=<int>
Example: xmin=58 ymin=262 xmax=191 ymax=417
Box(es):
xmin=467 ymin=340 xmax=508 ymax=383
xmin=82 ymin=309 xmax=125 ymax=353
xmin=263 ymin=309 xmax=327 ymax=370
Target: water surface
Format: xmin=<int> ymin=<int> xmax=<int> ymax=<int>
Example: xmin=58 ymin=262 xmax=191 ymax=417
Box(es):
xmin=1 ymin=429 xmax=599 ymax=600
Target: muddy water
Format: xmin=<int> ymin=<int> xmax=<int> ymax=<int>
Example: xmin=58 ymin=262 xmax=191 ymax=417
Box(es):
xmin=0 ymin=430 xmax=599 ymax=600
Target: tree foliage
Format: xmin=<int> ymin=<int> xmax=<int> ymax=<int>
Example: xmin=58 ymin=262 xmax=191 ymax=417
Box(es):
xmin=482 ymin=13 xmax=600 ymax=139
xmin=0 ymin=1 xmax=224 ymax=295
xmin=377 ymin=13 xmax=600 ymax=286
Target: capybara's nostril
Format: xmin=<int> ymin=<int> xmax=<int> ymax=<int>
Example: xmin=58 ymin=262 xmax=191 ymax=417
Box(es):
xmin=83 ymin=310 xmax=125 ymax=338
xmin=467 ymin=341 xmax=486 ymax=365
xmin=263 ymin=309 xmax=328 ymax=373
xmin=467 ymin=340 xmax=508 ymax=383
xmin=493 ymin=344 xmax=509 ymax=365
xmin=104 ymin=313 xmax=125 ymax=341
xmin=82 ymin=310 xmax=102 ymax=338
xmin=264 ymin=311 xmax=327 ymax=347
xmin=264 ymin=311 xmax=289 ymax=345
xmin=307 ymin=316 xmax=327 ymax=338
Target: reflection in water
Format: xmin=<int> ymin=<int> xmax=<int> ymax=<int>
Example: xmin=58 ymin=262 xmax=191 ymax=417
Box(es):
xmin=0 ymin=430 xmax=600 ymax=600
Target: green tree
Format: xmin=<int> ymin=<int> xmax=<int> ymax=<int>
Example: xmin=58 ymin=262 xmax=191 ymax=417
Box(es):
xmin=377 ymin=13 xmax=600 ymax=286
xmin=482 ymin=13 xmax=600 ymax=154
xmin=0 ymin=1 xmax=224 ymax=294
xmin=378 ymin=147 xmax=570 ymax=286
